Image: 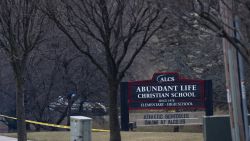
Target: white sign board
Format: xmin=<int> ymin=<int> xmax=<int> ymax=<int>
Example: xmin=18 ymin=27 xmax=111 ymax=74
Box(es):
xmin=129 ymin=112 xmax=204 ymax=126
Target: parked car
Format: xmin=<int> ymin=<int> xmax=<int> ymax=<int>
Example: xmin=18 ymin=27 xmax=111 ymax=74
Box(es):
xmin=49 ymin=96 xmax=107 ymax=116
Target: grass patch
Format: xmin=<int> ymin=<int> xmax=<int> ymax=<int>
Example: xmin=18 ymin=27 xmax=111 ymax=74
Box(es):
xmin=1 ymin=131 xmax=203 ymax=141
xmin=136 ymin=125 xmax=203 ymax=132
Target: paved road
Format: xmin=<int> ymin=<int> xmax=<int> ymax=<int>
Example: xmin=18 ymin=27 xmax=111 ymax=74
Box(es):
xmin=0 ymin=136 xmax=18 ymax=141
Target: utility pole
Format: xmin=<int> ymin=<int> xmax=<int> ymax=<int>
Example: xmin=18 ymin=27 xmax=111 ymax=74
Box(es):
xmin=234 ymin=16 xmax=249 ymax=141
xmin=220 ymin=1 xmax=246 ymax=141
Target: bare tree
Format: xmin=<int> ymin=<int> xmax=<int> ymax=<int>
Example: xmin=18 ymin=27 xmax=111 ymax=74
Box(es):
xmin=169 ymin=0 xmax=250 ymax=63
xmin=25 ymin=49 xmax=62 ymax=131
xmin=42 ymin=0 xmax=167 ymax=140
xmin=24 ymin=40 xmax=105 ymax=130
xmin=0 ymin=0 xmax=46 ymax=140
xmin=142 ymin=1 xmax=227 ymax=108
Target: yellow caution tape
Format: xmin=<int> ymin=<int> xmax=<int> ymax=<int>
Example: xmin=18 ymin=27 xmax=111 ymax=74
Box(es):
xmin=25 ymin=120 xmax=70 ymax=129
xmin=91 ymin=129 xmax=110 ymax=132
xmin=0 ymin=114 xmax=109 ymax=132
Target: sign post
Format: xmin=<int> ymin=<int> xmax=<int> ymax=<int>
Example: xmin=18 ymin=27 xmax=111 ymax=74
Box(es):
xmin=120 ymin=82 xmax=129 ymax=131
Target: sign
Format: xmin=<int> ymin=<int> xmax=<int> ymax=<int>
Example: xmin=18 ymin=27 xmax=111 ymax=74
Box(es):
xmin=129 ymin=112 xmax=204 ymax=126
xmin=120 ymin=72 xmax=213 ymax=131
xmin=127 ymin=72 xmax=205 ymax=110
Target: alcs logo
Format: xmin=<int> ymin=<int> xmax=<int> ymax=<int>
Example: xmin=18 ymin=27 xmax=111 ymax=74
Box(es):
xmin=156 ymin=74 xmax=175 ymax=82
